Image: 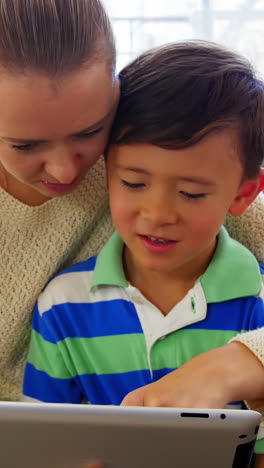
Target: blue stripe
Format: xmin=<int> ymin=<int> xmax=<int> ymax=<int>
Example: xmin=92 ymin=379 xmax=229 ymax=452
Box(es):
xmin=24 ymin=364 xmax=244 ymax=407
xmin=33 ymin=295 xmax=264 ymax=344
xmin=23 ymin=363 xmax=82 ymax=403
xmin=153 ymin=368 xmax=176 ymax=380
xmin=23 ymin=363 xmax=153 ymax=404
xmin=227 ymin=401 xmax=244 ymax=407
xmin=78 ymin=370 xmax=153 ymax=405
xmin=32 ymin=299 xmax=143 ymax=342
xmin=185 ymin=297 xmax=264 ymax=331
xmin=56 ymin=256 xmax=97 ymax=276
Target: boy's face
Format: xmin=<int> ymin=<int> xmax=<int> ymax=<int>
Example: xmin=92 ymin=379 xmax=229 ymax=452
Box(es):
xmin=107 ymin=129 xmax=248 ymax=280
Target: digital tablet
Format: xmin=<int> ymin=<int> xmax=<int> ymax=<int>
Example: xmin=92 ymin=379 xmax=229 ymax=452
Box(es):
xmin=0 ymin=402 xmax=260 ymax=468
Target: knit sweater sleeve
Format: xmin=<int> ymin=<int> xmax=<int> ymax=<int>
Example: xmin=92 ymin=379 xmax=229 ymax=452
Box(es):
xmin=230 ymin=329 xmax=264 ymax=417
xmin=224 ymin=195 xmax=264 ymax=416
xmin=231 ymin=328 xmax=264 ymax=367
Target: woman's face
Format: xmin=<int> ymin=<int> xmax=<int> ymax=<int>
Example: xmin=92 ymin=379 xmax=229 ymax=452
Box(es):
xmin=0 ymin=62 xmax=119 ymax=203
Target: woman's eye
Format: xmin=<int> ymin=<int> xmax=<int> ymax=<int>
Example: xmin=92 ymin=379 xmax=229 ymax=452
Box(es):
xmin=121 ymin=180 xmax=145 ymax=189
xmin=76 ymin=127 xmax=103 ymax=139
xmin=180 ymin=191 xmax=206 ymax=199
xmin=12 ymin=142 xmax=38 ymax=152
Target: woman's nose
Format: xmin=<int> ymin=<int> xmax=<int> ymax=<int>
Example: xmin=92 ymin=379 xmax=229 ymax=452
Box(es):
xmin=44 ymin=147 xmax=81 ymax=184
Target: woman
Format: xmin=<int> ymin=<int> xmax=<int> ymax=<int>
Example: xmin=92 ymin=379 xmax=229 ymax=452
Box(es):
xmin=0 ymin=0 xmax=263 ymax=415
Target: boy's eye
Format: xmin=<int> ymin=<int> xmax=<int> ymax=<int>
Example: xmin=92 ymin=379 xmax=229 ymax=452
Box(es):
xmin=121 ymin=180 xmax=145 ymax=189
xmin=12 ymin=142 xmax=38 ymax=152
xmin=180 ymin=191 xmax=206 ymax=199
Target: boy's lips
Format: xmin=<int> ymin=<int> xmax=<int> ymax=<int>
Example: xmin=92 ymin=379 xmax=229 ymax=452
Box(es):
xmin=138 ymin=234 xmax=178 ymax=253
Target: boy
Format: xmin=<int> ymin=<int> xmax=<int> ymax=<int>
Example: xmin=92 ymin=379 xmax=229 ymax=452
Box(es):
xmin=23 ymin=41 xmax=264 ymax=461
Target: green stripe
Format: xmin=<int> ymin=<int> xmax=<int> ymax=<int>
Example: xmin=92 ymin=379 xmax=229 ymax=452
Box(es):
xmin=28 ymin=328 xmax=251 ymax=379
xmin=28 ymin=330 xmax=149 ymax=378
xmin=27 ymin=331 xmax=73 ymax=378
xmin=151 ymin=329 xmax=245 ymax=370
xmin=254 ymin=437 xmax=264 ymax=454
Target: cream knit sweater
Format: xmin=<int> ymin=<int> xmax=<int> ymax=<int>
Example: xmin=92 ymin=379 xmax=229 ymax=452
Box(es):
xmin=225 ymin=195 xmax=264 ymax=366
xmin=0 ymin=155 xmax=263 ymax=406
xmin=225 ymin=196 xmax=264 ymax=416
xmin=0 ymin=156 xmax=113 ymax=401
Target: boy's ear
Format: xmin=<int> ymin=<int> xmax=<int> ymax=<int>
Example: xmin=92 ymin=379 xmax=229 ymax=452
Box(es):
xmin=228 ymin=171 xmax=264 ymax=216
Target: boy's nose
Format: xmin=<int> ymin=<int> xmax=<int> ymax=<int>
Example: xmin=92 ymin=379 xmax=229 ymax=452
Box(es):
xmin=141 ymin=199 xmax=179 ymax=226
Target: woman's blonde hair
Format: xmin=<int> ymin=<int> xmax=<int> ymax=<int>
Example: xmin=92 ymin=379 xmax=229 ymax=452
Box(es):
xmin=0 ymin=0 xmax=115 ymax=76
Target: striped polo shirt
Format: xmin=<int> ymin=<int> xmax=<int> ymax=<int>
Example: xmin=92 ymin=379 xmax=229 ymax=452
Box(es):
xmin=23 ymin=227 xmax=264 ymax=451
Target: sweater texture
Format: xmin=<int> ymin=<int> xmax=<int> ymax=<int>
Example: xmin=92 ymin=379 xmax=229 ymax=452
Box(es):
xmin=0 ymin=157 xmax=113 ymax=400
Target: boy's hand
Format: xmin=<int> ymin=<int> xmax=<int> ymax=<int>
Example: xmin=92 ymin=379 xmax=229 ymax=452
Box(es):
xmin=121 ymin=342 xmax=264 ymax=408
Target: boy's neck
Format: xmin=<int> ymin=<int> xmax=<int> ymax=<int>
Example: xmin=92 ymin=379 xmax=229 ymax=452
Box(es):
xmin=123 ymin=241 xmax=217 ymax=315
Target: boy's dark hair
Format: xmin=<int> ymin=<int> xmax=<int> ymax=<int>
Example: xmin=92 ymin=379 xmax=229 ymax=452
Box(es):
xmin=109 ymin=41 xmax=264 ymax=179
xmin=0 ymin=0 xmax=115 ymax=76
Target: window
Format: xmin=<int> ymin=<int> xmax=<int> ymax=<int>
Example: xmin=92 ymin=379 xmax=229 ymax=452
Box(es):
xmin=103 ymin=0 xmax=264 ymax=75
